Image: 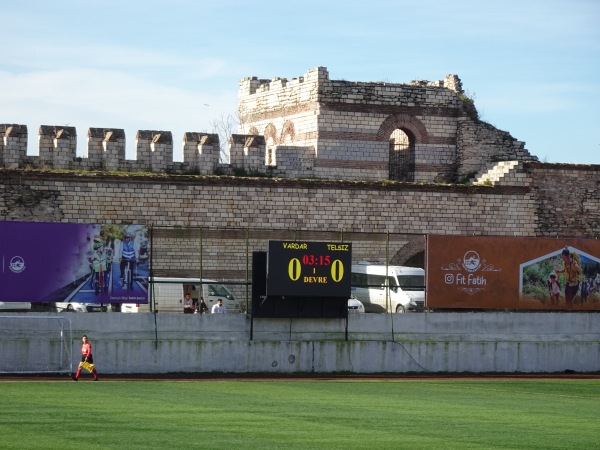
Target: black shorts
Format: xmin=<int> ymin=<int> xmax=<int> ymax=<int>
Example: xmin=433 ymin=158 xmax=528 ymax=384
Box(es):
xmin=80 ymin=355 xmax=94 ymax=364
xmin=565 ymin=283 xmax=579 ymax=303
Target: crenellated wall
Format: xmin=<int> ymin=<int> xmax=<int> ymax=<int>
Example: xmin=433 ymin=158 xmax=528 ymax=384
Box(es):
xmin=0 ymin=124 xmax=222 ymax=174
xmin=1 ymin=66 xmax=598 ymax=377
xmin=1 ymin=67 xmax=539 ymax=182
xmin=1 ymin=67 xmax=598 ymax=244
xmin=238 ymin=67 xmax=538 ymax=182
xmin=0 ymin=124 xmax=27 ymax=168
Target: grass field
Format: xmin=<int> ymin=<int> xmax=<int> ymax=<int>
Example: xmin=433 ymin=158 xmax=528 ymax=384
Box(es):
xmin=0 ymin=378 xmax=598 ymax=449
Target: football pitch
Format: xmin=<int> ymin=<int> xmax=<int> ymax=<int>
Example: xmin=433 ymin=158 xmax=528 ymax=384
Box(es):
xmin=0 ymin=377 xmax=598 ymax=449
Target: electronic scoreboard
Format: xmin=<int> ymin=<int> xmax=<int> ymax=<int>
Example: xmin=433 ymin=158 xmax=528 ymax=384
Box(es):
xmin=266 ymin=240 xmax=352 ymax=298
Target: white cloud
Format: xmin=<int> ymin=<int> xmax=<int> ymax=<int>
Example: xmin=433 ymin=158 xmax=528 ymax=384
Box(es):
xmin=2 ymin=40 xmax=227 ymax=82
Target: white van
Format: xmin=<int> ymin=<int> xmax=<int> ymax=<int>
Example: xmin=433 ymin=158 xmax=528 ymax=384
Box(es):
xmin=350 ymin=264 xmax=425 ymax=313
xmin=0 ymin=301 xmax=31 ymax=312
xmin=121 ymin=277 xmax=242 ymax=313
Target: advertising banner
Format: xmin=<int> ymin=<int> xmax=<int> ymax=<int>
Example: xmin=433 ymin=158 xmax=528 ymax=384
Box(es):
xmin=427 ymin=235 xmax=600 ymax=310
xmin=0 ymin=221 xmax=149 ymax=304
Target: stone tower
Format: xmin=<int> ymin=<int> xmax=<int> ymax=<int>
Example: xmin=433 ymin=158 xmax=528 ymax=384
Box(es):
xmin=238 ymin=67 xmax=537 ymax=182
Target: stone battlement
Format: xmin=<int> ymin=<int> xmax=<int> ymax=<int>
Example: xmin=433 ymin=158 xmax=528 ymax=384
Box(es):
xmin=238 ymin=66 xmax=327 ymax=96
xmin=0 ymin=124 xmax=222 ymax=175
xmin=2 ymin=67 xmax=538 ymax=182
xmin=237 ymin=67 xmax=536 ymax=182
xmin=238 ymin=66 xmax=463 ymax=99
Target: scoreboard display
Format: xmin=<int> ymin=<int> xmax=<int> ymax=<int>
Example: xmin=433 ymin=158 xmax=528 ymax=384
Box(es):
xmin=267 ymin=240 xmax=352 ymax=297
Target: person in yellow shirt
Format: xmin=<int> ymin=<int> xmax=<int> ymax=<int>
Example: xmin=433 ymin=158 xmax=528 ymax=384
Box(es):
xmin=556 ymin=247 xmax=582 ymax=307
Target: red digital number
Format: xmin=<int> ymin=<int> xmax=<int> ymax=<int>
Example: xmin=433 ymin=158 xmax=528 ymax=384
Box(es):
xmin=302 ymin=254 xmax=316 ymax=265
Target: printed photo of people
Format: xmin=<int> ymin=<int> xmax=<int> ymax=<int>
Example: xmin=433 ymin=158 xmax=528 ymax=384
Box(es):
xmin=521 ymin=246 xmax=600 ymax=309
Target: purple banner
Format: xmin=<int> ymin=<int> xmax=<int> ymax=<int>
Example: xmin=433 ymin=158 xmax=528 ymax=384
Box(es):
xmin=0 ymin=221 xmax=149 ymax=304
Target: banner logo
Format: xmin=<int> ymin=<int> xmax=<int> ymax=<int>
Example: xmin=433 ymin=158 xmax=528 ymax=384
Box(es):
xmin=463 ymin=251 xmax=481 ymax=272
xmin=9 ymin=256 xmax=25 ymax=273
xmin=441 ymin=250 xmax=501 ymax=295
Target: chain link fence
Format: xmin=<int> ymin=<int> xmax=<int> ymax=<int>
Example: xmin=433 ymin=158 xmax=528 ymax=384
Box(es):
xmin=150 ymin=227 xmax=425 ymax=312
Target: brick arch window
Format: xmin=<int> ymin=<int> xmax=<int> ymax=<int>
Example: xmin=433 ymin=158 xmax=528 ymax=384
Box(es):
xmin=280 ymin=120 xmax=295 ymax=144
xmin=263 ymin=123 xmax=277 ymax=143
xmin=377 ymin=114 xmax=428 ymax=182
xmin=264 ymin=124 xmax=278 ymax=167
xmin=389 ymin=128 xmax=415 ymax=181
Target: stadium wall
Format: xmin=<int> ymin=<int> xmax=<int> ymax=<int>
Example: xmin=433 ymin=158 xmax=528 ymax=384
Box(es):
xmin=3 ymin=312 xmax=599 ymax=374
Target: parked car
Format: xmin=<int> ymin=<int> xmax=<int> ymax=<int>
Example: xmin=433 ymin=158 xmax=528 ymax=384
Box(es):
xmin=54 ymin=302 xmax=107 ymax=313
xmin=347 ymin=296 xmax=365 ymax=314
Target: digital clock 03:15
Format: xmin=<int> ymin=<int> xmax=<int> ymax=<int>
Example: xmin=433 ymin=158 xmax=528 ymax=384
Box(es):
xmin=300 ymin=254 xmax=331 ymax=266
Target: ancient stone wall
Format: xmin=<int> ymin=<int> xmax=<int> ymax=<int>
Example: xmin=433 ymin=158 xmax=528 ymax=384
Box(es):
xmin=0 ymin=169 xmax=540 ymax=281
xmin=0 ymin=162 xmax=598 ymax=288
xmin=2 ymin=67 xmax=597 ymax=253
xmin=0 ymin=125 xmax=223 ymax=175
xmin=238 ymin=67 xmax=538 ymax=182
xmin=0 ymin=171 xmax=536 ymax=231
xmin=457 ymin=118 xmax=531 ymax=180
xmin=0 ymin=68 xmax=539 ymax=183
xmin=527 ymin=162 xmax=600 ymax=238
xmin=0 ymin=124 xmax=27 ymax=168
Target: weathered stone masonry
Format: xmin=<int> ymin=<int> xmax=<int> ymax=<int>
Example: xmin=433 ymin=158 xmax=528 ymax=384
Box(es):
xmin=1 ymin=68 xmax=599 ymax=270
xmin=2 ymin=67 xmax=538 ymax=183
xmin=527 ymin=163 xmax=600 ymax=238
xmin=1 ymin=68 xmax=599 ymax=376
xmin=1 ymin=163 xmax=599 ymax=281
xmin=0 ymin=171 xmax=534 ymax=232
xmin=238 ymin=67 xmax=537 ymax=182
xmin=0 ymin=166 xmax=599 ymax=277
xmin=0 ymin=169 xmax=537 ymax=277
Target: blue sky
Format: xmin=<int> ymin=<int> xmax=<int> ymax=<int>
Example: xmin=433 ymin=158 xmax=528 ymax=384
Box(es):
xmin=2 ymin=0 xmax=599 ymax=164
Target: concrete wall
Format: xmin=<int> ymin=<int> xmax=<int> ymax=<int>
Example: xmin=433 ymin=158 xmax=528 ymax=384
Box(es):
xmin=2 ymin=312 xmax=598 ymax=374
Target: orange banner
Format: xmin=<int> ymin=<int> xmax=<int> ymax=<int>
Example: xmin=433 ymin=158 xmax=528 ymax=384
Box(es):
xmin=426 ymin=235 xmax=600 ymax=310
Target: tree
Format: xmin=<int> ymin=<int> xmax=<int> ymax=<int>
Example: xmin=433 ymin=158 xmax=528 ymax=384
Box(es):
xmin=209 ymin=112 xmax=245 ymax=164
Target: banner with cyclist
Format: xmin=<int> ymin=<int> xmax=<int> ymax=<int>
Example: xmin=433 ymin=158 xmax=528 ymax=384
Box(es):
xmin=0 ymin=221 xmax=149 ymax=304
